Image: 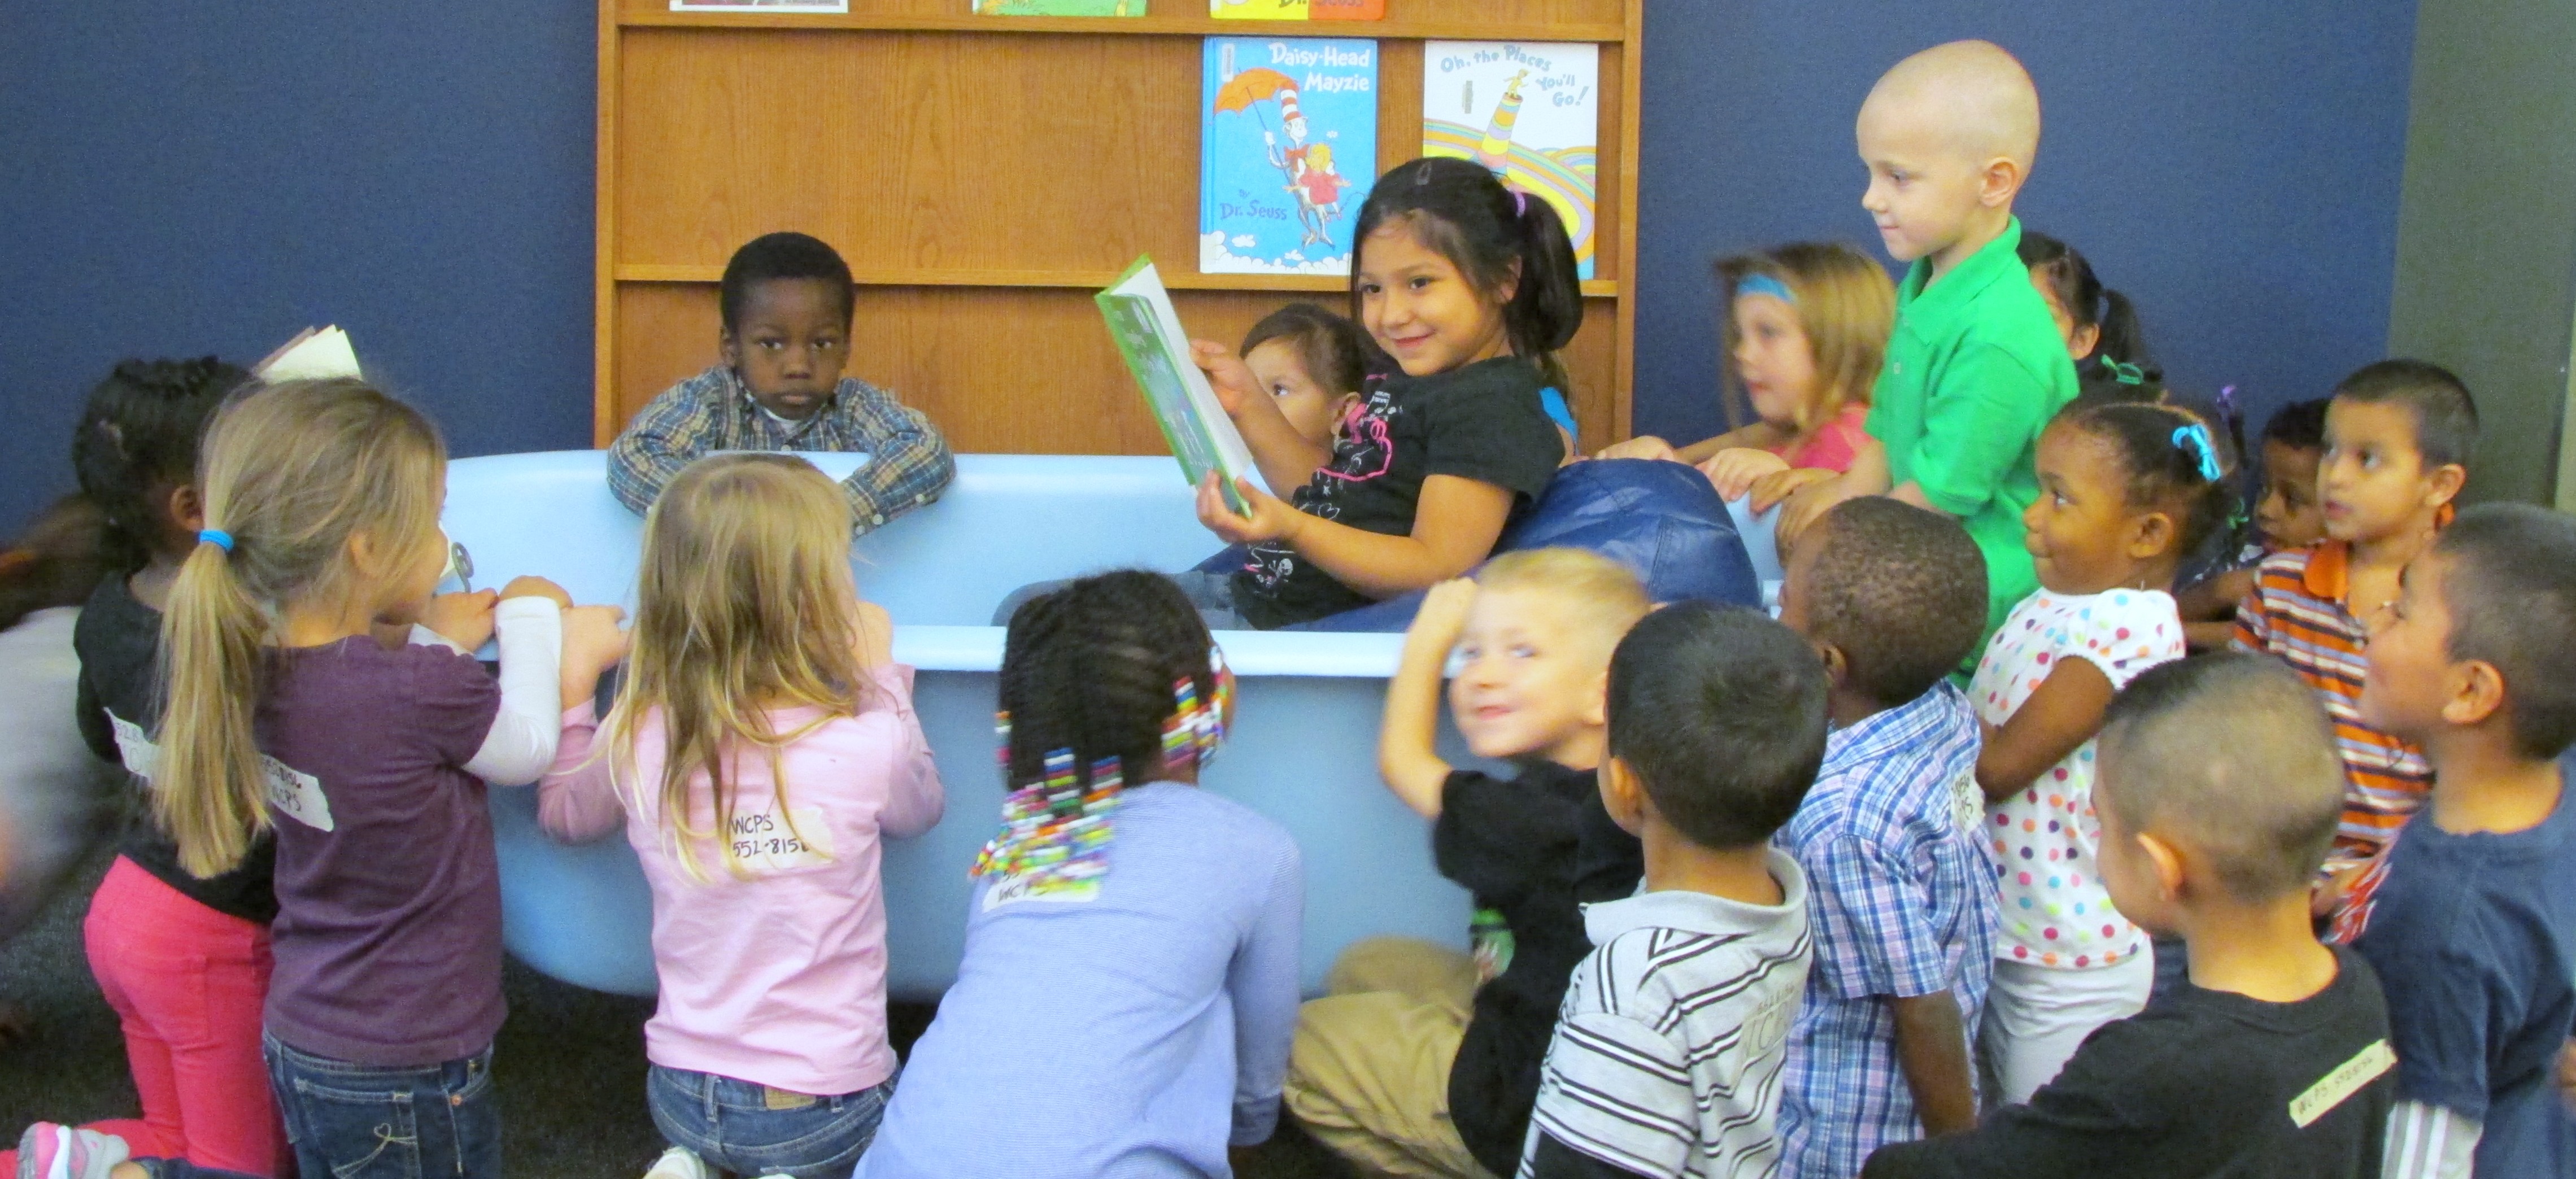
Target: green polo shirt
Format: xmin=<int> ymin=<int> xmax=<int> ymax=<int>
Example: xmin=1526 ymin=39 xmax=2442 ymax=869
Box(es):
xmin=1866 ymin=217 xmax=2079 ymax=644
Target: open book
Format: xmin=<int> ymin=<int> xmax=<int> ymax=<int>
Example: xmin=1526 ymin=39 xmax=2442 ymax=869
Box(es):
xmin=1096 ymin=257 xmax=1261 ymax=516
xmin=255 ymin=326 xmax=363 ymax=381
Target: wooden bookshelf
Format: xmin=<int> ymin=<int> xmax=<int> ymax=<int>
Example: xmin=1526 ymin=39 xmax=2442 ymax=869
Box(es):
xmin=595 ymin=0 xmax=1647 ymax=453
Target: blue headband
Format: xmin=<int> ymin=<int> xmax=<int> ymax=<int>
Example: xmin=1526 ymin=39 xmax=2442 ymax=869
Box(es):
xmin=1735 ymin=273 xmax=1797 ymax=306
xmin=198 ymin=529 xmax=234 ymax=553
xmin=2172 ymin=425 xmax=2224 ymax=482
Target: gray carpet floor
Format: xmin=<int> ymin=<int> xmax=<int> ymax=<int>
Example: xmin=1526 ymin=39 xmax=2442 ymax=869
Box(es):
xmin=0 ymin=850 xmax=1349 ymax=1178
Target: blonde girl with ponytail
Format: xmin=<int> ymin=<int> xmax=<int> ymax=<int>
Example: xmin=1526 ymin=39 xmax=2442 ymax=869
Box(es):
xmin=140 ymin=378 xmax=626 ymax=1179
xmin=538 ymin=453 xmax=939 ymax=1179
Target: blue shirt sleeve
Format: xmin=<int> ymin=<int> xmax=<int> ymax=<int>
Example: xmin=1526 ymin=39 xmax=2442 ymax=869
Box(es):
xmin=2379 ymin=943 xmax=2507 ymax=1122
xmin=1228 ymin=828 xmax=1305 ymax=1145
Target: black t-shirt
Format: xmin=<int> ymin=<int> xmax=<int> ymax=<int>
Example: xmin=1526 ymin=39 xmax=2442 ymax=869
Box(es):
xmin=1864 ymin=945 xmax=2396 ymax=1178
xmin=72 ymin=574 xmax=278 ymax=924
xmin=1231 ymin=356 xmax=1564 ymax=630
xmin=1433 ymin=759 xmax=1645 ymax=1176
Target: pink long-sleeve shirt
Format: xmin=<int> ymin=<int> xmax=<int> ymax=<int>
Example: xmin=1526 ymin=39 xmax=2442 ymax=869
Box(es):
xmin=540 ymin=664 xmax=943 ymax=1096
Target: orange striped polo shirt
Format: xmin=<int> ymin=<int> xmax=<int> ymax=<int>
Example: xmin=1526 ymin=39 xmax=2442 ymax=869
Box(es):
xmin=2231 ymin=542 xmax=2434 ymax=872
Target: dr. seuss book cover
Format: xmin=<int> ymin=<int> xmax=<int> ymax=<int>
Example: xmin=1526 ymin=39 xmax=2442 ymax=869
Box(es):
xmin=1422 ymin=41 xmax=1599 ymax=278
xmin=1201 ymin=37 xmax=1378 ymax=276
xmin=673 ymin=0 xmax=849 ymax=12
xmin=971 ymin=0 xmax=1144 ymax=15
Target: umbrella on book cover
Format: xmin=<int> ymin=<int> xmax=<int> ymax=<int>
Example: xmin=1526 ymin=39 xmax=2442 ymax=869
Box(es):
xmin=1213 ymin=67 xmax=1301 ymax=128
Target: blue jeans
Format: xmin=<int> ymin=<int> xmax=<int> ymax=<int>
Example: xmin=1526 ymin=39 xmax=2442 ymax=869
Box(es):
xmin=647 ymin=1065 xmax=894 ymax=1179
xmin=263 ymin=1034 xmax=500 ymax=1179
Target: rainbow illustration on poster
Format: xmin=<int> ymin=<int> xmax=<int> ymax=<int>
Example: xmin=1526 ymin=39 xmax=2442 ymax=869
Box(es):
xmin=1422 ymin=41 xmax=1599 ymax=279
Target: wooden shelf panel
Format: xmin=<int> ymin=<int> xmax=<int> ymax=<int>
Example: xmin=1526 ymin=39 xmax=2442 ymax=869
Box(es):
xmin=619 ymin=0 xmax=1625 ymax=41
xmin=613 ymin=262 xmax=1617 ymax=296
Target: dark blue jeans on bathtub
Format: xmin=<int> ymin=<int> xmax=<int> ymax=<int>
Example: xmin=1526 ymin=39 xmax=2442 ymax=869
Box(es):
xmin=264 ymin=1034 xmax=500 ymax=1179
xmin=647 ymin=1064 xmax=895 ymax=1179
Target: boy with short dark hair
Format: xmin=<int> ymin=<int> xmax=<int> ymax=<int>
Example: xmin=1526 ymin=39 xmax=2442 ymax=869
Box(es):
xmin=1519 ymin=604 xmax=1827 ymax=1177
xmin=2351 ymin=503 xmax=2576 ymax=1177
xmin=607 ymin=231 xmax=954 ymax=532
xmin=2180 ymin=396 xmax=2330 ymax=650
xmin=1772 ymin=499 xmax=1998 ymax=1175
xmin=1289 ymin=548 xmax=1654 ymax=1178
xmin=2234 ymin=360 xmax=2475 ymax=938
xmin=1773 ymin=40 xmax=2080 ymax=647
xmin=1865 ymin=654 xmax=2398 ymax=1177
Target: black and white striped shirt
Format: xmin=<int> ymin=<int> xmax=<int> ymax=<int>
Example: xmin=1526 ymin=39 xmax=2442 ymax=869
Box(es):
xmin=1519 ymin=850 xmax=1813 ymax=1178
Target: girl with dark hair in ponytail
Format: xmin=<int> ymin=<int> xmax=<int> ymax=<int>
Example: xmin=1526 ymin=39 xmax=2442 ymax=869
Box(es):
xmin=2019 ymin=230 xmax=2158 ymax=401
xmin=1185 ymin=156 xmax=1583 ymax=631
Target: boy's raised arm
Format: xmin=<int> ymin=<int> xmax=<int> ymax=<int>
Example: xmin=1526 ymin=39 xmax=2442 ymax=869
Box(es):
xmin=1379 ymin=579 xmax=1477 ymax=819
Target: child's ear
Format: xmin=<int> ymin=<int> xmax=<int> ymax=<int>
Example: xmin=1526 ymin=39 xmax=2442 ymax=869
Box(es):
xmin=169 ymin=484 xmax=205 ymax=534
xmin=2444 ymin=658 xmax=2510 ymax=729
xmin=2424 ymin=462 xmax=2469 ymax=509
xmin=1599 ymin=756 xmax=1648 ymax=837
xmin=1978 ymin=154 xmax=2026 ymax=208
xmin=1583 ymin=667 xmax=1610 ymax=728
xmin=718 ymin=325 xmax=741 ymax=369
xmin=2128 ymin=509 xmax=2178 ymax=561
xmin=2137 ymin=829 xmax=2187 ymax=905
xmin=1811 ymin=640 xmax=1853 ymax=693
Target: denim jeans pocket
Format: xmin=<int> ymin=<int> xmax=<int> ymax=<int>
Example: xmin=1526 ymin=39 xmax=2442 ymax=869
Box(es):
xmin=648 ymin=1066 xmax=895 ymax=1179
xmin=268 ymin=1037 xmax=500 ymax=1179
xmin=278 ymin=1075 xmax=422 ymax=1179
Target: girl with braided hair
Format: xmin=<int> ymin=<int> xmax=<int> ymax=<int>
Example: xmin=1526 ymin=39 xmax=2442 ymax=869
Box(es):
xmin=860 ymin=570 xmax=1305 ymax=1178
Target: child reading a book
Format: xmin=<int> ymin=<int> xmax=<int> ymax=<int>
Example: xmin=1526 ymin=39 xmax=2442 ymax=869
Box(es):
xmin=1768 ymin=42 xmax=2082 ymax=645
xmin=1187 ymin=156 xmax=1580 ymax=630
xmin=607 ymin=232 xmax=954 ymax=535
xmin=1241 ymin=302 xmax=1376 ymax=453
xmin=1596 ymin=242 xmax=1894 ymax=503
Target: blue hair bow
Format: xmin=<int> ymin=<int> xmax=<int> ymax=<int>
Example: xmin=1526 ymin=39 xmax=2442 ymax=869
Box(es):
xmin=2172 ymin=424 xmax=2224 ymax=482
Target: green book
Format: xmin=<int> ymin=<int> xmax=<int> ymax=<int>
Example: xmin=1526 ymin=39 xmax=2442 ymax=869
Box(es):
xmin=1096 ymin=257 xmax=1260 ymax=516
xmin=971 ymin=0 xmax=1146 ymax=14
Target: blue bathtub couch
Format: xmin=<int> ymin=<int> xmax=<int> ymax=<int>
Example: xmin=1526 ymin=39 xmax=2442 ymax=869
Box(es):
xmin=443 ymin=451 xmax=1784 ymax=998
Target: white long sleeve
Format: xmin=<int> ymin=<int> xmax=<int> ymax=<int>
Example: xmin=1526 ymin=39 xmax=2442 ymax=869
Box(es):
xmin=446 ymin=598 xmax=563 ymax=786
xmin=2382 ymin=1100 xmax=2479 ymax=1179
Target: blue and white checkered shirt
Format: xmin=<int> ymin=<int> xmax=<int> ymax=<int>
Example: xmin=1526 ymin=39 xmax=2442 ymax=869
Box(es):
xmin=1773 ymin=682 xmax=1999 ymax=1178
xmin=606 ymin=364 xmax=954 ymax=534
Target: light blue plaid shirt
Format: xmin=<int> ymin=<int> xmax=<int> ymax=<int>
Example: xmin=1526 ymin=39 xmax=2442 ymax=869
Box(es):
xmin=1773 ymin=681 xmax=1999 ymax=1178
xmin=606 ymin=364 xmax=954 ymax=534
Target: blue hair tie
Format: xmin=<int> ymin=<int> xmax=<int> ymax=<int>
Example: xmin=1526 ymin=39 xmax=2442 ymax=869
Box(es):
xmin=1735 ymin=273 xmax=1797 ymax=306
xmin=2172 ymin=425 xmax=2224 ymax=482
xmin=198 ymin=529 xmax=234 ymax=553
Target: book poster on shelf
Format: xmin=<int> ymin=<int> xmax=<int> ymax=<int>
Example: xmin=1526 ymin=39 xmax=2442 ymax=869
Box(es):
xmin=1201 ymin=37 xmax=1379 ymax=276
xmin=1212 ymin=0 xmax=1307 ymax=16
xmin=1422 ymin=41 xmax=1599 ymax=278
xmin=672 ymin=0 xmax=850 ymax=11
xmin=970 ymin=0 xmax=1144 ymax=13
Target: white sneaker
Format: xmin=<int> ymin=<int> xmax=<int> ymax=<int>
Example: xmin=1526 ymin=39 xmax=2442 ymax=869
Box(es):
xmin=15 ymin=1124 xmax=130 ymax=1179
xmin=642 ymin=1146 xmax=712 ymax=1179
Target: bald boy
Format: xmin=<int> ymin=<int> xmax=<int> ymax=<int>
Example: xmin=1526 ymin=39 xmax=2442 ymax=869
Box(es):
xmin=1771 ymin=40 xmax=2078 ymax=656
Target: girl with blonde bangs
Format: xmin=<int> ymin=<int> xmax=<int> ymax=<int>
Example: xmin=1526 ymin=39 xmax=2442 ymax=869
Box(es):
xmin=122 ymin=377 xmax=627 ymax=1179
xmin=1596 ymin=242 xmax=1895 ymax=501
xmin=540 ymin=453 xmax=942 ymax=1179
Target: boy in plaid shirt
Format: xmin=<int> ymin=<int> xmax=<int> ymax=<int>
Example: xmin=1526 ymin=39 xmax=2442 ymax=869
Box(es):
xmin=1773 ymin=499 xmax=2000 ymax=1176
xmin=608 ymin=232 xmax=953 ymax=534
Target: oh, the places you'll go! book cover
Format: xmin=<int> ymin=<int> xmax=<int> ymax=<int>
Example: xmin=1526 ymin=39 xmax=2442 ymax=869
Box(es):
xmin=1423 ymin=41 xmax=1599 ymax=278
xmin=1201 ymin=37 xmax=1379 ymax=276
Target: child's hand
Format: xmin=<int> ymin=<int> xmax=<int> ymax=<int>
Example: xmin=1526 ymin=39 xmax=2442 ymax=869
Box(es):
xmin=1753 ymin=466 xmax=1841 ymax=516
xmin=1593 ymin=436 xmax=1678 ymax=462
xmin=1700 ymin=448 xmax=1792 ymax=501
xmin=417 ymin=590 xmax=500 ymax=650
xmin=1404 ymin=579 xmax=1479 ymax=660
xmin=500 ymin=575 xmax=574 ymax=610
xmin=1196 ymin=474 xmax=1304 ymax=545
xmin=855 ymin=600 xmax=895 ymax=670
xmin=558 ymin=604 xmax=630 ymax=709
xmin=1772 ymin=471 xmax=1859 ymax=542
xmin=1190 ymin=340 xmax=1264 ymax=418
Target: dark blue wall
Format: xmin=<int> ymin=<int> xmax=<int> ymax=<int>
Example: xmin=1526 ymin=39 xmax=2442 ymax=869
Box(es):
xmin=1635 ymin=1 xmax=2420 ymax=448
xmin=1 ymin=2 xmax=2416 ymax=535
xmin=0 ymin=2 xmax=597 ymax=535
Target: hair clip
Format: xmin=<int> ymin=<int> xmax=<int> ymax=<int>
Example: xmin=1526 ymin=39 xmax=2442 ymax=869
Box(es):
xmin=971 ymin=744 xmax=1124 ymax=896
xmin=2101 ymin=358 xmax=2147 ymax=387
xmin=198 ymin=529 xmax=235 ymax=554
xmin=1511 ymin=188 xmax=1528 ymax=218
xmin=2172 ymin=423 xmax=2225 ymax=482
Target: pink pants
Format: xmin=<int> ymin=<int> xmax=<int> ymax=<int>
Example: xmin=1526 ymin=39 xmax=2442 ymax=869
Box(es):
xmin=59 ymin=856 xmax=286 ymax=1176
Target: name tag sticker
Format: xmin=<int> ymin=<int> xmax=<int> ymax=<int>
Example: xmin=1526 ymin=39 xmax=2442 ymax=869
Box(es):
xmin=728 ymin=806 xmax=834 ymax=875
xmin=263 ymin=757 xmax=334 ymax=832
xmin=108 ymin=714 xmax=160 ymax=781
xmin=980 ymin=870 xmax=1101 ymax=912
xmin=2289 ymin=1039 xmax=2395 ymax=1128
xmin=1946 ymin=767 xmax=1985 ymax=836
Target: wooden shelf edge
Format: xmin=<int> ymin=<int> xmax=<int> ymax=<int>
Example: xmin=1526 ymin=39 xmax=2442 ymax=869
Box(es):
xmin=613 ymin=263 xmax=1618 ymax=296
xmin=622 ymin=11 xmax=1627 ymax=41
